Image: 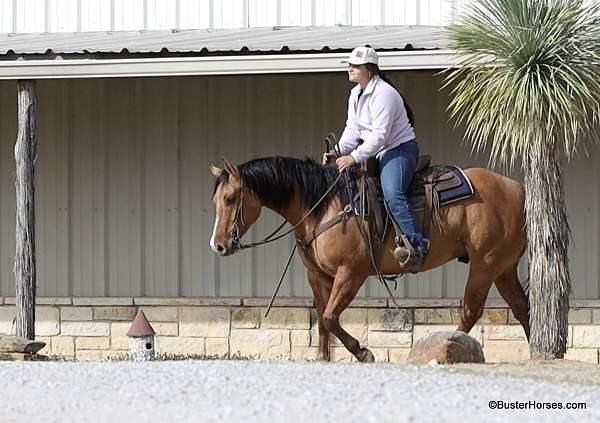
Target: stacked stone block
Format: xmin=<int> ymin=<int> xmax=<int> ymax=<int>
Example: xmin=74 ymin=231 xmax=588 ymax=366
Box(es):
xmin=0 ymin=296 xmax=598 ymax=363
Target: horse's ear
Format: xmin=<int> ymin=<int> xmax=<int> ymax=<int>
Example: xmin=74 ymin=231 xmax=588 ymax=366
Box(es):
xmin=221 ymin=157 xmax=239 ymax=180
xmin=209 ymin=164 xmax=223 ymax=177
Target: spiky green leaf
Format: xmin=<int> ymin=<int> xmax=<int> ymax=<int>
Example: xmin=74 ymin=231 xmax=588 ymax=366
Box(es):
xmin=444 ymin=0 xmax=600 ymax=167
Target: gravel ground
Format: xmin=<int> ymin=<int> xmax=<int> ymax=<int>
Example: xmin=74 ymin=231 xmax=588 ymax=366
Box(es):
xmin=0 ymin=360 xmax=598 ymax=423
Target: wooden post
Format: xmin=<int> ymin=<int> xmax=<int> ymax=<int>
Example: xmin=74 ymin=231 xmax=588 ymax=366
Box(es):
xmin=14 ymin=80 xmax=37 ymax=340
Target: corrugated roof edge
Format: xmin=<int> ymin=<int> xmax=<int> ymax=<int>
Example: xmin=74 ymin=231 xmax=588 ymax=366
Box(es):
xmin=0 ymin=25 xmax=449 ymax=57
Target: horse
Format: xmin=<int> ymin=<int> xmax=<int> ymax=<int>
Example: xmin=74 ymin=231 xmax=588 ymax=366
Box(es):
xmin=209 ymin=156 xmax=529 ymax=362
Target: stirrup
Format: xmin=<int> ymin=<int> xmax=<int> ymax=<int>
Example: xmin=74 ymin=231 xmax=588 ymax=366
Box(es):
xmin=393 ymin=235 xmax=417 ymax=266
xmin=393 ymin=236 xmax=429 ymax=273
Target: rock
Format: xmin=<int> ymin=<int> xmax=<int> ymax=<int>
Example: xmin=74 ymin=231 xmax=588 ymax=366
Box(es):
xmin=407 ymin=331 xmax=485 ymax=364
xmin=0 ymin=336 xmax=46 ymax=354
xmin=0 ymin=352 xmax=48 ymax=361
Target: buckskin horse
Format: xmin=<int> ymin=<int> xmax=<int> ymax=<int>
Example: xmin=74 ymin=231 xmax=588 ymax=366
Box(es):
xmin=209 ymin=156 xmax=529 ymax=362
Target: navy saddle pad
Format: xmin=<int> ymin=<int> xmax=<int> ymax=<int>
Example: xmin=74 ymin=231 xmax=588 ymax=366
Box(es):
xmin=351 ymin=164 xmax=474 ymax=215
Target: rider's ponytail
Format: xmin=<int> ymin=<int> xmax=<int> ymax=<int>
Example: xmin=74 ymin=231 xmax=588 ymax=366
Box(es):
xmin=366 ymin=64 xmax=415 ymax=128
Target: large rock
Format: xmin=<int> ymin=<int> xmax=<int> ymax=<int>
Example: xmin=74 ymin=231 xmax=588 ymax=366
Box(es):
xmin=0 ymin=336 xmax=46 ymax=354
xmin=407 ymin=331 xmax=484 ymax=364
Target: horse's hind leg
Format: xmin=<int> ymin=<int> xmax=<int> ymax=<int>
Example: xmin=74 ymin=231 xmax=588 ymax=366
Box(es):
xmin=495 ymin=263 xmax=530 ymax=340
xmin=457 ymin=269 xmax=495 ymax=334
xmin=307 ymin=270 xmax=333 ymax=361
xmin=323 ymin=268 xmax=374 ymax=363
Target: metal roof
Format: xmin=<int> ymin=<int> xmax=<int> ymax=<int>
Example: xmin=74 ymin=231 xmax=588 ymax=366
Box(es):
xmin=0 ymin=26 xmax=447 ymax=56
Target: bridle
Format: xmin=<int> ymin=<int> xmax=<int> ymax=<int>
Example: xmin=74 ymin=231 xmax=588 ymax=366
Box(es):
xmin=228 ymin=179 xmax=246 ymax=253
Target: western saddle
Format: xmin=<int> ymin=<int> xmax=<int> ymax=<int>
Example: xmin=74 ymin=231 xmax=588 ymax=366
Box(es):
xmin=305 ymin=135 xmax=474 ymax=273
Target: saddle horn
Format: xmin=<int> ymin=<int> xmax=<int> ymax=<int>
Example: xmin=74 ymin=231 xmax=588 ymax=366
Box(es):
xmin=324 ymin=132 xmax=337 ymax=154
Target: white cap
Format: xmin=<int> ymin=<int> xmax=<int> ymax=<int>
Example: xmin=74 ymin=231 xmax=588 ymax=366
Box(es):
xmin=341 ymin=46 xmax=379 ymax=65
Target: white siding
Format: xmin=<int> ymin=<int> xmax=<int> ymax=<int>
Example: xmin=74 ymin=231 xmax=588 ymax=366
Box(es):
xmin=80 ymin=0 xmax=113 ymax=32
xmin=113 ymin=0 xmax=146 ymax=31
xmin=0 ymin=0 xmax=462 ymax=33
xmin=0 ymin=0 xmax=13 ymax=32
xmin=0 ymin=72 xmax=598 ymax=299
xmin=280 ymin=0 xmax=313 ymax=26
xmin=48 ymin=0 xmax=79 ymax=32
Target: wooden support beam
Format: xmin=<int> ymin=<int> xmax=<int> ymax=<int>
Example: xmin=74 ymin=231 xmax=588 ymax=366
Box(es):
xmin=14 ymin=80 xmax=37 ymax=340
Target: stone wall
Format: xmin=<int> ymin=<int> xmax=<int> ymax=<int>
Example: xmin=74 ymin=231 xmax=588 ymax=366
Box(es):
xmin=0 ymin=297 xmax=599 ymax=363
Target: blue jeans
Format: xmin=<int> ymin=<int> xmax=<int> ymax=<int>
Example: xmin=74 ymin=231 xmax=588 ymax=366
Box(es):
xmin=378 ymin=140 xmax=426 ymax=251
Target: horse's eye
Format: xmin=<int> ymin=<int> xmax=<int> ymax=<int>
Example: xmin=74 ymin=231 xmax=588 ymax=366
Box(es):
xmin=225 ymin=196 xmax=236 ymax=206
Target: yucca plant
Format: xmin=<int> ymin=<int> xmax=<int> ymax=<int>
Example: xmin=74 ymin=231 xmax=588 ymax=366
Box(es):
xmin=445 ymin=0 xmax=600 ymax=359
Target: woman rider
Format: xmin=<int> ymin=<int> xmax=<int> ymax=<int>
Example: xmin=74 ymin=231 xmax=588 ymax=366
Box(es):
xmin=322 ymin=46 xmax=428 ymax=272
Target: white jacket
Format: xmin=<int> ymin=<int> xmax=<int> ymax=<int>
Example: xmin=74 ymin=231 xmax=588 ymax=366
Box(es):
xmin=338 ymin=75 xmax=416 ymax=164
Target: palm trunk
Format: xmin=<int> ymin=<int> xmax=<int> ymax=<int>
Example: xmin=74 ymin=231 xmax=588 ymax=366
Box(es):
xmin=524 ymin=148 xmax=571 ymax=359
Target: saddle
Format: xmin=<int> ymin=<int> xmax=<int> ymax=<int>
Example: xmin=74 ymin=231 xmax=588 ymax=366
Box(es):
xmin=350 ymin=155 xmax=474 ymax=243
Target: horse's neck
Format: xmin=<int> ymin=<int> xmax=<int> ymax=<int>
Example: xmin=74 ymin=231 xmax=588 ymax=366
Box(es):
xmin=266 ymin=197 xmax=309 ymax=227
xmin=261 ymin=190 xmax=315 ymax=240
xmin=257 ymin=176 xmax=336 ymax=237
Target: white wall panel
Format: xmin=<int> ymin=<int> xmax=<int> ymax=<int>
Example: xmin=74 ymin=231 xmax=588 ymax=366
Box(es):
xmin=0 ymin=0 xmax=14 ymax=33
xmin=69 ymin=79 xmax=108 ymax=296
xmin=81 ymin=0 xmax=112 ymax=32
xmin=564 ymin=149 xmax=600 ymax=299
xmin=280 ymin=0 xmax=312 ymax=26
xmin=352 ymin=0 xmax=380 ymax=26
xmin=179 ymin=75 xmax=217 ymax=296
xmin=36 ymin=80 xmax=71 ymax=297
xmin=147 ymin=0 xmax=178 ymax=30
xmin=140 ymin=78 xmax=180 ymax=296
xmin=2 ymin=0 xmax=464 ymax=34
xmin=114 ymin=0 xmax=145 ymax=31
xmin=104 ymin=78 xmax=143 ymax=296
xmin=314 ymin=0 xmax=349 ymax=26
xmin=179 ymin=0 xmax=212 ymax=30
xmin=47 ymin=0 xmax=78 ymax=32
xmin=213 ymin=0 xmax=246 ymax=29
xmin=422 ymin=0 xmax=452 ymax=26
xmin=248 ymin=0 xmax=277 ymax=27
xmin=15 ymin=0 xmax=44 ymax=33
xmin=383 ymin=1 xmax=414 ymax=27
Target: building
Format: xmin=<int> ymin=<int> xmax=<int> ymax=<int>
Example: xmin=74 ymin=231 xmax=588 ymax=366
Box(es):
xmin=0 ymin=1 xmax=598 ymax=363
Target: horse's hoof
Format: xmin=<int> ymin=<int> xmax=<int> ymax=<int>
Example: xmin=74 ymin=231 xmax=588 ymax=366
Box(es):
xmin=358 ymin=348 xmax=375 ymax=363
xmin=317 ymin=352 xmax=331 ymax=362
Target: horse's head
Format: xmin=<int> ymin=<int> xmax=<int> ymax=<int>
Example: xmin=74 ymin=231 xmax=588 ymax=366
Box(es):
xmin=209 ymin=158 xmax=262 ymax=256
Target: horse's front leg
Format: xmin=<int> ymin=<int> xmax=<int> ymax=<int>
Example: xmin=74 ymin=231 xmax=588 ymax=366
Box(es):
xmin=307 ymin=270 xmax=333 ymax=361
xmin=323 ymin=267 xmax=373 ymax=363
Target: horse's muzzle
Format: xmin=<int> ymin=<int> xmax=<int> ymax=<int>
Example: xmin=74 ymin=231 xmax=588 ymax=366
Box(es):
xmin=214 ymin=240 xmax=238 ymax=256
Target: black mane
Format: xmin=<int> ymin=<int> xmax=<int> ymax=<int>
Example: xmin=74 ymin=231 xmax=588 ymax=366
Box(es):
xmin=214 ymin=156 xmax=345 ymax=220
